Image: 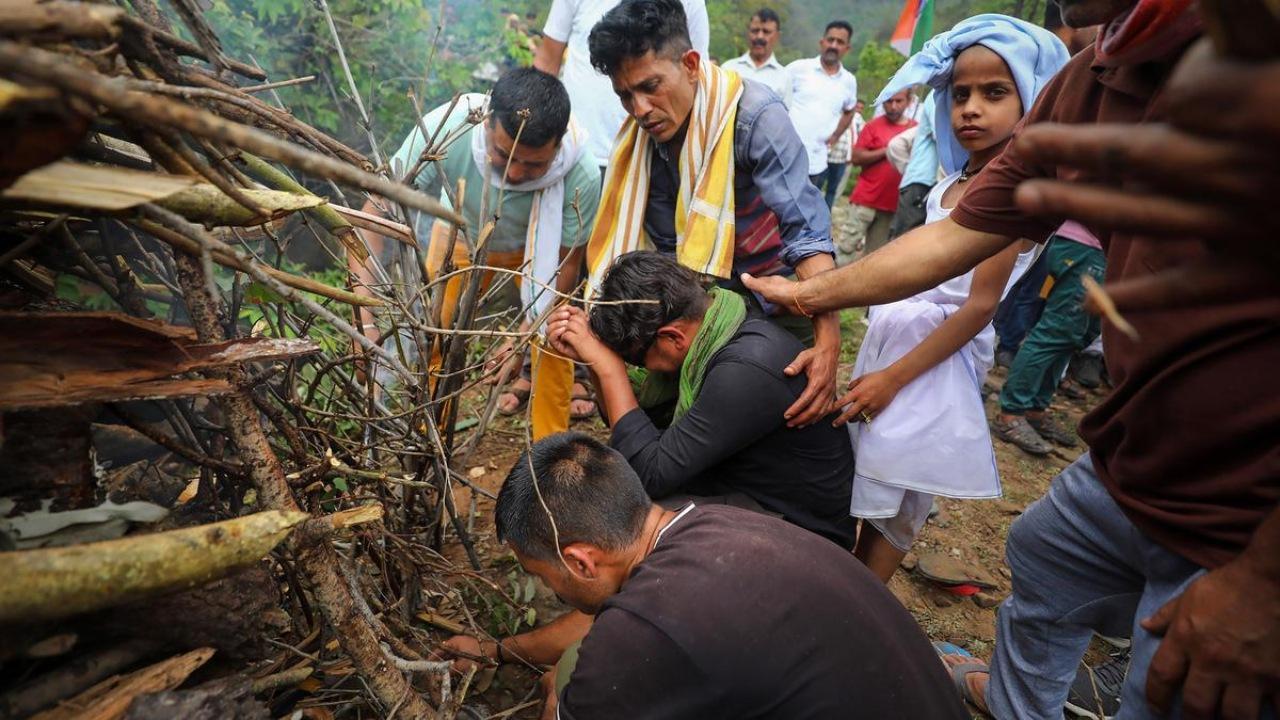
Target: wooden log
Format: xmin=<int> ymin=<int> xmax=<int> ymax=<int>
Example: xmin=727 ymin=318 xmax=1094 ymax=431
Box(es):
xmin=0 ymin=510 xmax=308 ymax=623
xmin=0 ymin=1 xmax=123 ymax=40
xmin=29 ymin=647 xmax=215 ymax=720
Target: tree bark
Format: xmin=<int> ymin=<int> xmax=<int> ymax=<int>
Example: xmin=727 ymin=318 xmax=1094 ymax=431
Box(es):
xmin=170 ymin=252 xmax=433 ymax=718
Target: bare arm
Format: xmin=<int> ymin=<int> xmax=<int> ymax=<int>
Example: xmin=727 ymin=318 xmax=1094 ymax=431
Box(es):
xmin=555 ymin=245 xmax=584 ymax=296
xmin=441 ymin=609 xmax=592 ymax=671
xmin=827 ymin=109 xmax=854 ymax=147
xmin=743 ymin=217 xmax=1016 ymax=314
xmin=783 ymin=252 xmax=841 ymax=426
xmin=834 ymin=241 xmax=1023 ymax=424
xmin=849 ymin=144 xmax=887 ymax=167
xmin=533 ymin=36 xmax=566 ymax=76
xmin=349 ymin=197 xmax=389 ymax=344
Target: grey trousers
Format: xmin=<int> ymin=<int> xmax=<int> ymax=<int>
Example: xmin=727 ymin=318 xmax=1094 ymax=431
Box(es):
xmin=988 ymin=453 xmax=1276 ymax=719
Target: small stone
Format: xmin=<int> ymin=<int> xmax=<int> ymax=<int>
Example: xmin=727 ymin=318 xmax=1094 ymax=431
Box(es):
xmin=974 ymin=591 xmax=1004 ymax=609
xmin=994 ymin=500 xmax=1023 ymax=516
xmin=468 ymin=466 xmax=486 ymax=479
xmin=1000 ymin=567 xmax=1013 ymax=580
xmin=934 ymin=593 xmax=960 ymax=608
xmin=950 ymin=547 xmax=962 ymax=558
xmin=900 ymin=552 xmax=919 ymax=572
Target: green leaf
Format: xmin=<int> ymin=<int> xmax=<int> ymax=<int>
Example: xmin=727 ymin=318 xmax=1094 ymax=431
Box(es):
xmin=524 ymin=607 xmax=537 ymax=627
xmin=332 ymin=477 xmax=349 ymax=492
xmin=522 ymin=577 xmax=536 ymax=603
xmin=243 ymin=281 xmax=286 ymax=305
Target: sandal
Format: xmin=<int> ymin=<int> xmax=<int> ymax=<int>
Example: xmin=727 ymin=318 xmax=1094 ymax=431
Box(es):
xmin=1028 ymin=414 xmax=1078 ymax=448
xmin=497 ymin=381 xmax=531 ymax=416
xmin=991 ymin=415 xmax=1053 ymax=456
xmin=570 ymin=382 xmax=597 ymax=421
xmin=933 ymin=643 xmax=991 ymax=715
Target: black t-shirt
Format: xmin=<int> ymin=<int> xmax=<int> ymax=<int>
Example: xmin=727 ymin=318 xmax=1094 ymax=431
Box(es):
xmin=611 ymin=317 xmax=858 ymax=549
xmin=559 ymin=505 xmax=967 ymax=720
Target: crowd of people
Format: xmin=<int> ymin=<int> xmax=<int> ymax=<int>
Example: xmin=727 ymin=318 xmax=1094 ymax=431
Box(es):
xmin=351 ymin=0 xmax=1280 ymax=717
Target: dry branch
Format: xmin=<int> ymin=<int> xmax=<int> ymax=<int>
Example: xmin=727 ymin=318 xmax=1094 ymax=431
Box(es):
xmin=0 ymin=511 xmax=306 ymax=622
xmin=0 ymin=42 xmax=465 ymax=228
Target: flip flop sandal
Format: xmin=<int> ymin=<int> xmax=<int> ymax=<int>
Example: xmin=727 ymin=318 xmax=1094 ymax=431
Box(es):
xmin=497 ymin=384 xmax=530 ymax=416
xmin=949 ymin=660 xmax=992 ymax=713
xmin=933 ymin=642 xmax=991 ymax=713
xmin=916 ymin=553 xmax=999 ymax=590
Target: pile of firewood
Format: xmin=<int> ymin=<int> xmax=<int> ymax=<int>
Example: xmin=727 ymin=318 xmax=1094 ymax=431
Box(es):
xmin=0 ymin=2 xmax=531 ymax=717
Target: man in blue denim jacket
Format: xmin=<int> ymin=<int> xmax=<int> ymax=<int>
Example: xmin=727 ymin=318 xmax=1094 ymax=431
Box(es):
xmin=588 ymin=0 xmax=842 ymax=427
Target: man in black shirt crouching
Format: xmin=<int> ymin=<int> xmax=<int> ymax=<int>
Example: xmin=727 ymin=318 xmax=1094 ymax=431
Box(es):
xmin=548 ymin=250 xmax=857 ymax=549
xmin=443 ymin=433 xmax=966 ymax=719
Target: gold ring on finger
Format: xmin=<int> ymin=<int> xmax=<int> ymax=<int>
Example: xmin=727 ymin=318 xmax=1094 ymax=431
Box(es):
xmin=860 ymin=411 xmax=873 ymax=424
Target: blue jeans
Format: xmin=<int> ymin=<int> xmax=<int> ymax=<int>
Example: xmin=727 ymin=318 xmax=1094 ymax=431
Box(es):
xmin=987 ymin=454 xmax=1276 ymax=719
xmin=812 ymin=163 xmax=848 ymax=209
xmin=994 ymin=243 xmax=1050 ymax=355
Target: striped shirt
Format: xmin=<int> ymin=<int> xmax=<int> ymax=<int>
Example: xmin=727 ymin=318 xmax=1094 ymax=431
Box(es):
xmin=641 ymin=80 xmax=834 ymax=281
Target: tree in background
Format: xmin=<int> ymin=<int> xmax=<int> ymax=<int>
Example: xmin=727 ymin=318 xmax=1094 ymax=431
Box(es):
xmin=854 ymin=40 xmax=908 ymax=106
xmin=206 ymin=0 xmax=543 ymax=162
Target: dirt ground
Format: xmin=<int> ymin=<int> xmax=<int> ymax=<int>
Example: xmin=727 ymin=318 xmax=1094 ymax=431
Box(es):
xmin=440 ymin=207 xmax=1107 ymax=717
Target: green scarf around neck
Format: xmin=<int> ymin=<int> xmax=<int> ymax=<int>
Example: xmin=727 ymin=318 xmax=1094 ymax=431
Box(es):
xmin=631 ymin=287 xmax=747 ymax=424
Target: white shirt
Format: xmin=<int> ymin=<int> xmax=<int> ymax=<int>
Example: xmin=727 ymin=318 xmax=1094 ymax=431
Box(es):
xmin=784 ymin=57 xmax=858 ymax=175
xmin=722 ymin=52 xmax=790 ymax=105
xmin=544 ymin=0 xmax=710 ymax=169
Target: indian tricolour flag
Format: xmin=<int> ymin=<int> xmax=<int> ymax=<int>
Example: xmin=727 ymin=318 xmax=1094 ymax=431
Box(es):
xmin=890 ymin=0 xmax=935 ymax=56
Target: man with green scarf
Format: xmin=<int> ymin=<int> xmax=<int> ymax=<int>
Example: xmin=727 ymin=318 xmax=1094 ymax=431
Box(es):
xmin=548 ymin=251 xmax=858 ymax=549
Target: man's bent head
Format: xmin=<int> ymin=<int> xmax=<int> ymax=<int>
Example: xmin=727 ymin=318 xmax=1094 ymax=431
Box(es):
xmin=590 ymin=252 xmax=710 ymax=372
xmin=496 ymin=433 xmax=652 ymax=614
xmin=589 ymin=0 xmax=699 ymax=143
xmin=486 ymin=68 xmax=571 ymax=184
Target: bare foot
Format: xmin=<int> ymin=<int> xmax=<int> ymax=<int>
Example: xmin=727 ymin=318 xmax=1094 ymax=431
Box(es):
xmin=497 ymin=377 xmax=532 ymax=415
xmin=569 ymin=382 xmax=596 ymax=419
xmin=940 ymin=653 xmax=991 ymax=715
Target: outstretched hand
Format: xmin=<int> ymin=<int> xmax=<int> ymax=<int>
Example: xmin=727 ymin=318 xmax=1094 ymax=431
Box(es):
xmin=1012 ymin=40 xmax=1280 ymax=310
xmin=1140 ymin=555 xmax=1280 ymax=719
xmin=437 ymin=635 xmax=495 ymax=675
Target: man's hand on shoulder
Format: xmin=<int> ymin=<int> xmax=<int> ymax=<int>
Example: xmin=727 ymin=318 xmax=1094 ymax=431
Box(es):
xmin=782 ymin=334 xmax=838 ymax=428
xmin=739 ymin=273 xmax=799 ymax=313
xmin=1141 ymin=552 xmax=1280 ymax=720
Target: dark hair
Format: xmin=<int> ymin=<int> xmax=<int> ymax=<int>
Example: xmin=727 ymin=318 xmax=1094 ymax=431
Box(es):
xmin=588 ymin=0 xmax=693 ymax=78
xmin=1043 ymin=1 xmax=1064 ymax=31
xmin=752 ymin=8 xmax=780 ymax=27
xmin=489 ymin=67 xmax=570 ymax=147
xmin=495 ymin=432 xmax=651 ymax=561
xmin=824 ymin=20 xmax=853 ymax=39
xmin=589 ymin=251 xmax=709 ymax=363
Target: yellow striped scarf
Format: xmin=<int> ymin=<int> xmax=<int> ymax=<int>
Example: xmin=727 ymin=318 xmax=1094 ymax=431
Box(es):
xmin=586 ymin=61 xmax=743 ymax=294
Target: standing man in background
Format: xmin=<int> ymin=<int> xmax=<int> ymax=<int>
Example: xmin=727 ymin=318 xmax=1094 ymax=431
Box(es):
xmin=534 ymin=0 xmax=709 ymax=179
xmin=887 ymin=91 xmax=938 ymax=240
xmin=722 ymin=8 xmax=790 ymax=103
xmin=842 ymin=89 xmax=915 ymax=264
xmin=785 ymin=21 xmax=859 ymax=188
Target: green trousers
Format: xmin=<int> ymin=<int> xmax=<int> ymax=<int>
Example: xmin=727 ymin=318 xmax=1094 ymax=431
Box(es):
xmin=999 ymin=238 xmax=1106 ymax=414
